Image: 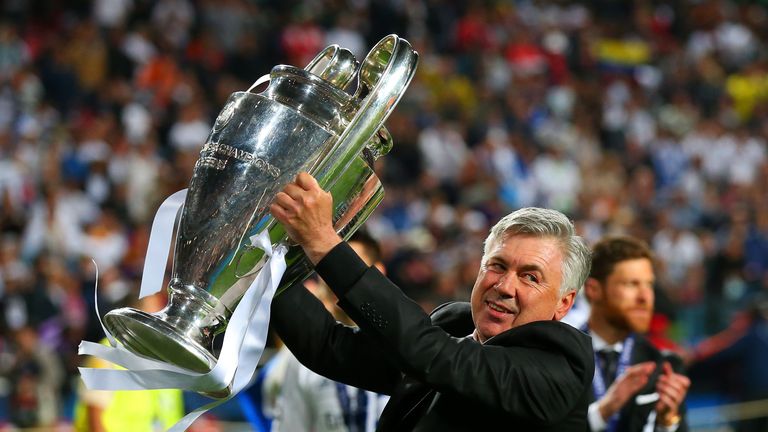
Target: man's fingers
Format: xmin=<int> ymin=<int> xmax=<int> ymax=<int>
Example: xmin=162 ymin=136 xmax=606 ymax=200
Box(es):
xmin=270 ymin=193 xmax=293 ymax=220
xmin=657 ymin=374 xmax=690 ymax=404
xmin=295 ymin=172 xmax=319 ymax=190
xmin=272 ymin=191 xmax=295 ymax=208
xmin=282 ymin=182 xmax=306 ymax=201
xmin=267 ymin=172 xmax=340 ymax=261
xmin=656 ymin=384 xmax=684 ymax=411
xmin=658 ymin=372 xmax=691 ymax=392
xmin=628 ymin=374 xmax=650 ymax=392
xmin=656 ymin=372 xmax=690 ymax=414
xmin=613 ymin=362 xmax=655 ymax=394
xmin=627 ymin=361 xmax=656 ymax=376
xmin=656 ymin=392 xmax=676 ymax=412
xmin=616 ymin=368 xmax=651 ymax=392
xmin=284 ymin=174 xmax=330 ymax=205
xmin=659 ymin=374 xmax=691 ymax=392
xmin=269 ymin=202 xmax=286 ymax=221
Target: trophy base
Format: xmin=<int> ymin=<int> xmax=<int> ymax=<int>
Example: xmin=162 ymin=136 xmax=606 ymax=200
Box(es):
xmin=104 ymin=308 xmax=231 ymax=398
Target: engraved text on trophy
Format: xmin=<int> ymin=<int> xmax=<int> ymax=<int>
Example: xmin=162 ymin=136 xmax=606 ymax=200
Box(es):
xmin=197 ymin=141 xmax=281 ymax=177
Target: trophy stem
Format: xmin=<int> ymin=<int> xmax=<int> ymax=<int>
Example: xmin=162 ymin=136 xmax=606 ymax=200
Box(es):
xmin=104 ymin=281 xmax=231 ymax=375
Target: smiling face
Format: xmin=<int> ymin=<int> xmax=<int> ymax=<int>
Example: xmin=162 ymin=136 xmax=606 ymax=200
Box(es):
xmin=470 ymin=234 xmax=575 ymax=343
xmin=588 ymin=258 xmax=655 ymax=334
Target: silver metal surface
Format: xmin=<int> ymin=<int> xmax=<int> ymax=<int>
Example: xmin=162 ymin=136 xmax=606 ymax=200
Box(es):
xmin=103 ymin=35 xmax=419 ymax=383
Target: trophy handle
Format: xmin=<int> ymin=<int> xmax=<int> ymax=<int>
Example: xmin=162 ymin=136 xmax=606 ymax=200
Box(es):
xmin=309 ymin=34 xmax=418 ymax=190
xmin=304 ymin=45 xmax=359 ymax=90
xmin=265 ymin=35 xmax=415 ymax=287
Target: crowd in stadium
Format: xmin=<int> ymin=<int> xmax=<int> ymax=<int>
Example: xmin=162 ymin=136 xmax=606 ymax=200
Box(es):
xmin=1 ymin=0 xmax=768 ymax=428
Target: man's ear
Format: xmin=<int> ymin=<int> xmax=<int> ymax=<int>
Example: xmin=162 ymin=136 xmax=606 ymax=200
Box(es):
xmin=554 ymin=290 xmax=576 ymax=320
xmin=583 ymin=277 xmax=602 ymax=304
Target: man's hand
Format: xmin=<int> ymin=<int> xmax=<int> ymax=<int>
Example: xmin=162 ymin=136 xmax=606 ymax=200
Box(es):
xmin=655 ymin=361 xmax=690 ymax=426
xmin=270 ymin=172 xmax=342 ymax=264
xmin=597 ymin=361 xmax=656 ymax=421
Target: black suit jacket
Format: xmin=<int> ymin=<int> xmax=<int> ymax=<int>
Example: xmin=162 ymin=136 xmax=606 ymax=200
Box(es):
xmin=271 ymin=242 xmax=595 ymax=431
xmin=588 ymin=334 xmax=689 ymax=432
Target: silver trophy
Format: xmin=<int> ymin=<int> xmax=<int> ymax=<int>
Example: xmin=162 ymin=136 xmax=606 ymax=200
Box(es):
xmin=103 ymin=35 xmax=418 ymax=380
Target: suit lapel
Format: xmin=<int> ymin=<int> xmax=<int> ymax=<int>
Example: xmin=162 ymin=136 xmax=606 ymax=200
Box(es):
xmin=375 ymin=302 xmax=472 ymax=431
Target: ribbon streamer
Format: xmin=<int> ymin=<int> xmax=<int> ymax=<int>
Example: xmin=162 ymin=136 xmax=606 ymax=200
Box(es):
xmin=247 ymin=74 xmax=271 ymax=93
xmin=79 ymin=189 xmax=287 ymax=431
xmin=139 ymin=189 xmax=188 ymax=299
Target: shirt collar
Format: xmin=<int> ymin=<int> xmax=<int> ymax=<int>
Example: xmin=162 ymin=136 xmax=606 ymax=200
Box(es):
xmin=470 ymin=331 xmax=481 ymax=343
xmin=590 ymin=331 xmax=624 ymax=353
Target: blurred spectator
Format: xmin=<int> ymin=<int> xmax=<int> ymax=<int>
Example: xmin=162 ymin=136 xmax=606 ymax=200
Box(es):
xmin=280 ymin=6 xmax=325 ymax=68
xmin=151 ymin=0 xmax=195 ymax=50
xmin=531 ymin=141 xmax=582 ymax=213
xmin=200 ymin=0 xmax=255 ymax=54
xmin=62 ymin=20 xmax=108 ymax=96
xmin=121 ymin=24 xmax=157 ymax=67
xmin=325 ymin=15 xmax=366 ymax=59
xmin=688 ymin=296 xmax=768 ymax=431
xmin=20 ymin=182 xmax=98 ymax=262
xmin=92 ymin=0 xmax=133 ymax=31
xmin=123 ymin=138 xmax=164 ymax=224
xmin=135 ymin=49 xmax=183 ymax=109
xmin=72 ymin=296 xmax=185 ymax=432
xmin=652 ymin=210 xmax=704 ymax=289
xmin=5 ymin=326 xmax=64 ymax=428
xmin=0 ymin=22 xmax=30 ymax=83
xmin=417 ymin=116 xmax=469 ymax=199
xmin=0 ymin=234 xmax=37 ymax=332
xmin=80 ymin=208 xmax=128 ymax=271
xmin=744 ymin=205 xmax=768 ymax=289
xmin=168 ymin=101 xmax=210 ymax=154
xmin=728 ymin=127 xmax=765 ymax=187
xmin=121 ymin=98 xmax=152 ymax=145
xmin=474 ymin=125 xmax=536 ymax=210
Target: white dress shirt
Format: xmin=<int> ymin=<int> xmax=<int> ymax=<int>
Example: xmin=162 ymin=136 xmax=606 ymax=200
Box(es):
xmin=587 ymin=332 xmax=679 ymax=432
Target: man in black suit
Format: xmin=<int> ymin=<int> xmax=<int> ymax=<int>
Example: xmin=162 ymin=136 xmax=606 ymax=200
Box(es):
xmin=583 ymin=236 xmax=690 ymax=431
xmin=268 ymin=173 xmax=594 ymax=431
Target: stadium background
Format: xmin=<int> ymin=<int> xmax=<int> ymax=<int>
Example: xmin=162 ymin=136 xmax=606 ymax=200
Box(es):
xmin=1 ymin=0 xmax=768 ymax=430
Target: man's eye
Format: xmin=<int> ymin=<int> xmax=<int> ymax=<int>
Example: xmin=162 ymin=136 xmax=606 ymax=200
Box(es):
xmin=523 ymin=273 xmax=539 ymax=283
xmin=486 ymin=263 xmax=504 ymax=272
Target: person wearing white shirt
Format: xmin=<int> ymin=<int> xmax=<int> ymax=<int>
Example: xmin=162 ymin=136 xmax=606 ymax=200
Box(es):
xmin=583 ymin=236 xmax=690 ymax=432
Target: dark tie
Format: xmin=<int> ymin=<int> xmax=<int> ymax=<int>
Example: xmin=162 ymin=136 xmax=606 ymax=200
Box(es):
xmin=336 ymin=383 xmax=368 ymax=432
xmin=598 ymin=350 xmax=621 ymax=386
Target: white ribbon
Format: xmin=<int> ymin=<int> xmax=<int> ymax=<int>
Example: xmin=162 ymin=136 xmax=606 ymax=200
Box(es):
xmin=247 ymin=74 xmax=271 ymax=93
xmin=79 ymin=190 xmax=287 ymax=431
xmin=139 ymin=189 xmax=188 ymax=299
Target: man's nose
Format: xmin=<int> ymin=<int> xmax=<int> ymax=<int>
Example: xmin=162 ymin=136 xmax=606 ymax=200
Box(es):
xmin=493 ymin=275 xmax=517 ymax=298
xmin=637 ymin=286 xmax=653 ymax=303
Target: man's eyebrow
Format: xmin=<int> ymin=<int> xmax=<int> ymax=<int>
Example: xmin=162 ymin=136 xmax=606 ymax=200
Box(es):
xmin=487 ymin=257 xmax=546 ymax=274
xmin=517 ymin=263 xmax=545 ymax=275
xmin=625 ymin=277 xmax=656 ymax=285
xmin=485 ymin=255 xmax=505 ymax=265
